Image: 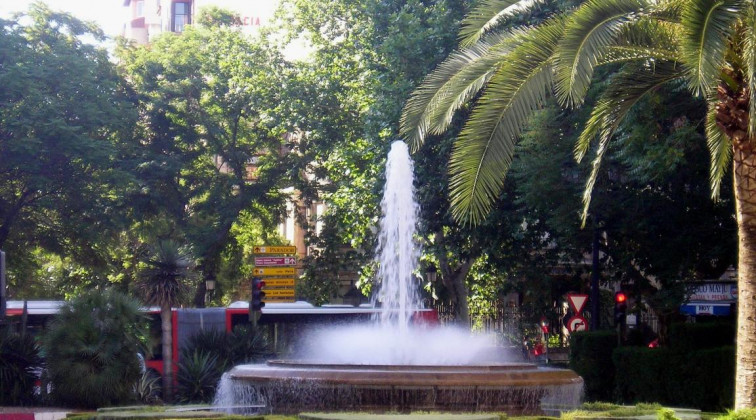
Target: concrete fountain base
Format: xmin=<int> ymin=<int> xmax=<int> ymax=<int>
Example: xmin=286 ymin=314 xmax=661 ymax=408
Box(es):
xmin=222 ymin=360 xmax=584 ymax=414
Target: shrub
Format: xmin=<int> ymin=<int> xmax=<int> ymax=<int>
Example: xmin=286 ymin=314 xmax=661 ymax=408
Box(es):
xmin=174 ymin=325 xmax=272 ymax=403
xmin=569 ymin=330 xmax=617 ymax=401
xmin=134 ymin=369 xmax=162 ymax=404
xmin=176 ymin=350 xmax=222 ymax=403
xmin=612 ymin=345 xmax=734 ymax=411
xmin=0 ymin=327 xmax=41 ymax=405
xmin=613 ymin=347 xmax=672 ymax=405
xmin=668 ymin=322 xmax=735 ymax=352
xmin=228 ymin=325 xmax=273 ymax=363
xmin=717 ymin=408 xmax=756 ymax=420
xmin=41 ymin=290 xmax=149 ymax=408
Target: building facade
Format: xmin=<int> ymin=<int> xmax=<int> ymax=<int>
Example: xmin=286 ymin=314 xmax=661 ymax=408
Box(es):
xmin=122 ymin=0 xmax=279 ymax=44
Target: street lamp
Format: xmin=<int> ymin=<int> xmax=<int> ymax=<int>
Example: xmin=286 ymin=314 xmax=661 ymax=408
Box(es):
xmin=425 ymin=264 xmax=437 ymax=283
xmin=205 ymin=278 xmax=216 ymax=306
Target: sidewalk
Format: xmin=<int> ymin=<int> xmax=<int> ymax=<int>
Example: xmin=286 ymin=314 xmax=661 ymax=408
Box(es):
xmin=0 ymin=408 xmax=69 ymax=420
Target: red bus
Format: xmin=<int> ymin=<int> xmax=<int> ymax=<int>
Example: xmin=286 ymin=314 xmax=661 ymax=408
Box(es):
xmin=4 ymin=300 xmax=439 ymax=377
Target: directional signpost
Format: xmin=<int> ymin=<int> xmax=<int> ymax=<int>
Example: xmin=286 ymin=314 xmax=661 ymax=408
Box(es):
xmin=254 ymin=257 xmax=297 ymax=266
xmin=253 ymin=267 xmax=295 ymax=276
xmin=252 ymin=246 xmax=297 ymax=255
xmin=253 ymin=246 xmax=297 ymax=305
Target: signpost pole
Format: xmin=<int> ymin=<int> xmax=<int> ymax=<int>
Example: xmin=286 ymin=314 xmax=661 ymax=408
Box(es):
xmin=0 ymin=250 xmax=5 ymax=325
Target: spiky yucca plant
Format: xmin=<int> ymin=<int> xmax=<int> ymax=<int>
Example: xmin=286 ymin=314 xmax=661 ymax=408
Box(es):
xmin=135 ymin=240 xmax=193 ymax=403
xmin=401 ymin=0 xmax=756 ymax=408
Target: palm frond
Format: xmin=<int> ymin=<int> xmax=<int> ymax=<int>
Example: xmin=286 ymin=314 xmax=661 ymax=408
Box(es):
xmin=706 ymin=100 xmax=733 ymax=199
xmin=575 ymin=61 xmax=682 ymax=225
xmin=448 ymin=18 xmax=564 ymax=225
xmin=680 ymin=0 xmax=743 ymax=96
xmin=614 ymin=16 xmax=680 ymax=55
xmin=554 ymin=0 xmax=649 ymax=108
xmin=743 ymin=3 xmax=756 ymax=140
xmin=459 ymin=0 xmax=543 ymax=47
xmin=400 ymin=32 xmax=518 ymax=151
xmin=652 ymin=0 xmax=687 ymax=23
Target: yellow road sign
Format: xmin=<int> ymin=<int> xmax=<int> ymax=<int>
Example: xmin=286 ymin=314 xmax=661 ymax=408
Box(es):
xmin=253 ymin=245 xmax=297 ymax=255
xmin=264 ymin=289 xmax=295 ymax=297
xmin=253 ymin=267 xmax=296 ymax=276
xmin=263 ymin=278 xmax=296 ymax=287
xmin=263 ymin=297 xmax=295 ymax=303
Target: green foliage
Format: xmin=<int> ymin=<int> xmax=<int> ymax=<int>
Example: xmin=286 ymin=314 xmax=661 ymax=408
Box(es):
xmin=0 ymin=327 xmax=41 ymax=405
xmin=175 ymin=325 xmax=273 ymax=403
xmin=717 ymin=409 xmax=756 ymax=420
xmin=667 ymin=321 xmax=735 ymax=352
xmin=134 ymin=369 xmax=162 ymax=405
xmin=176 ymin=350 xmax=221 ymax=403
xmin=40 ymin=290 xmax=148 ymax=408
xmin=136 ymin=240 xmax=194 ymax=307
xmin=117 ymin=22 xmax=293 ymax=305
xmin=569 ymin=330 xmax=618 ymax=402
xmin=196 ymin=6 xmax=240 ymax=28
xmin=0 ymin=3 xmax=138 ymax=293
xmin=613 ymin=346 xmax=735 ymax=411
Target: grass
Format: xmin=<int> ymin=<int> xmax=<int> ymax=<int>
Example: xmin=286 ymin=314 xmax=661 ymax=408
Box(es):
xmin=61 ymin=402 xmax=751 ymax=420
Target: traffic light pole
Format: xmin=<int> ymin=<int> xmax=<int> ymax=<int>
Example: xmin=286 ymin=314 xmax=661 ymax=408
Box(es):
xmin=0 ymin=250 xmax=6 ymax=325
xmin=614 ymin=291 xmax=627 ymax=346
xmin=250 ymin=277 xmax=266 ymax=327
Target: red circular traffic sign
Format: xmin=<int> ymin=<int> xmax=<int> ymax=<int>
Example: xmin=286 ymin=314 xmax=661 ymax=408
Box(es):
xmin=567 ymin=315 xmax=588 ymax=332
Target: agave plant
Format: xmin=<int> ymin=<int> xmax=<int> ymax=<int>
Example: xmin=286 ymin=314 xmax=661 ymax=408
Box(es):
xmin=175 ymin=350 xmax=221 ymax=403
xmin=401 ymin=0 xmax=756 ymax=408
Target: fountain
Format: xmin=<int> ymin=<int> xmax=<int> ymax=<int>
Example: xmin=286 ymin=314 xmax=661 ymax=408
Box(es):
xmin=214 ymin=141 xmax=583 ymax=414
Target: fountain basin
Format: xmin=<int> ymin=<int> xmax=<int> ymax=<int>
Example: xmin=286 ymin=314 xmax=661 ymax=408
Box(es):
xmin=223 ymin=360 xmax=583 ymax=414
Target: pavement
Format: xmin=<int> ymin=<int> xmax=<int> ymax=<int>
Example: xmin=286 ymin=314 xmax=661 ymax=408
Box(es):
xmin=0 ymin=408 xmax=69 ymax=420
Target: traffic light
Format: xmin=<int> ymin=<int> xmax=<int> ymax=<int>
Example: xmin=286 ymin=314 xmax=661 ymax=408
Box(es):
xmin=614 ymin=291 xmax=627 ymax=326
xmin=251 ymin=277 xmax=266 ymax=312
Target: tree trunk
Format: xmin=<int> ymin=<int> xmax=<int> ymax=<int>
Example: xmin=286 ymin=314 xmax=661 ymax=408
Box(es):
xmin=733 ymin=147 xmax=756 ymax=409
xmin=160 ymin=303 xmax=173 ymax=403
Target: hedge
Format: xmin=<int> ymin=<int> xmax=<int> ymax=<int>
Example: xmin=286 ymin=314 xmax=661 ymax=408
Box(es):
xmin=569 ymin=331 xmax=618 ymax=402
xmin=612 ymin=345 xmax=734 ymax=411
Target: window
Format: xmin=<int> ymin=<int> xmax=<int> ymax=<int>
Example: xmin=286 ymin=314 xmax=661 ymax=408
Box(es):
xmin=172 ymin=2 xmax=191 ymax=33
xmin=135 ymin=0 xmax=144 ymax=17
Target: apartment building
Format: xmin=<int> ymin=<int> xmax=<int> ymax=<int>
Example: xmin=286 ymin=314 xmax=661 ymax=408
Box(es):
xmin=122 ymin=0 xmax=279 ymax=44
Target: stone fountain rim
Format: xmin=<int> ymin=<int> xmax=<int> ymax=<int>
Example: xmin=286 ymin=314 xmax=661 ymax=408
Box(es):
xmin=263 ymin=359 xmax=541 ymax=371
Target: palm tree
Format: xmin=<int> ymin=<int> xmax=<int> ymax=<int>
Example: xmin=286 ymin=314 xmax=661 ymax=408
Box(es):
xmin=41 ymin=290 xmax=147 ymax=408
xmin=136 ymin=240 xmax=192 ymax=403
xmin=401 ymin=0 xmax=756 ymax=408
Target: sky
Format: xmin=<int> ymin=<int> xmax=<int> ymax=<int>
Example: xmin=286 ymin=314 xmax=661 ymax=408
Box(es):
xmin=0 ymin=0 xmax=126 ymax=38
xmin=0 ymin=0 xmax=309 ymax=59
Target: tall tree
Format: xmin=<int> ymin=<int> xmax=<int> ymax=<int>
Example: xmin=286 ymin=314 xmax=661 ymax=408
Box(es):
xmin=117 ymin=22 xmax=293 ymax=305
xmin=401 ymin=0 xmax=756 ymax=408
xmin=135 ymin=240 xmax=192 ymax=403
xmin=0 ymin=4 xmax=136 ymax=286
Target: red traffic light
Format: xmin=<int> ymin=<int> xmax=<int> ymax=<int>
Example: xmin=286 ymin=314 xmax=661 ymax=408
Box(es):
xmin=253 ymin=279 xmax=266 ymax=289
xmin=615 ymin=291 xmax=627 ymax=303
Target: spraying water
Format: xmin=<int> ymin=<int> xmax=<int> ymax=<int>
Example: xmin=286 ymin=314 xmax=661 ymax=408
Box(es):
xmin=374 ymin=141 xmax=421 ymax=332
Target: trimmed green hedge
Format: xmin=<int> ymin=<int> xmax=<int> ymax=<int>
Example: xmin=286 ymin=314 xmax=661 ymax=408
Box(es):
xmin=668 ymin=322 xmax=735 ymax=352
xmin=569 ymin=331 xmax=618 ymax=402
xmin=613 ymin=346 xmax=734 ymax=411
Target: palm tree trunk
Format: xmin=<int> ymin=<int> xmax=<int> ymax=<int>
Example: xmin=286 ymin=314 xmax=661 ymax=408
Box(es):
xmin=733 ymin=147 xmax=756 ymax=409
xmin=161 ymin=303 xmax=173 ymax=403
